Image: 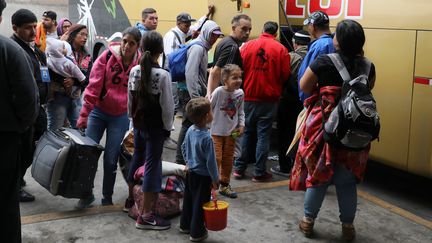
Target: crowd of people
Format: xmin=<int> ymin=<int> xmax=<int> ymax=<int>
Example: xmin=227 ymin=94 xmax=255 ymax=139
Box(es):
xmin=0 ymin=0 xmax=376 ymax=242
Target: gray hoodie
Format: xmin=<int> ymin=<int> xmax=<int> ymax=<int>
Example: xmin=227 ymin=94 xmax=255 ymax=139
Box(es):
xmin=185 ymin=20 xmax=221 ymax=99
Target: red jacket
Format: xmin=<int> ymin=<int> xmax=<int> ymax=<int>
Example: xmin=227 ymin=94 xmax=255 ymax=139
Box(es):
xmin=240 ymin=33 xmax=290 ymax=102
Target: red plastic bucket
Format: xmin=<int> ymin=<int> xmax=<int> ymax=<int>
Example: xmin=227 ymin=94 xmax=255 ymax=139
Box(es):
xmin=202 ymin=199 xmax=229 ymax=231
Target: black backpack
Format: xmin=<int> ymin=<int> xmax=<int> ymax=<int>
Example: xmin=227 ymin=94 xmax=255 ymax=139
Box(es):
xmin=322 ymin=53 xmax=380 ymax=150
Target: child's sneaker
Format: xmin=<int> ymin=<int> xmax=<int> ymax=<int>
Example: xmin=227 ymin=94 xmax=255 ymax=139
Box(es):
xmin=342 ymin=223 xmax=356 ymax=241
xmin=299 ymin=216 xmax=314 ymax=238
xmin=190 ymin=231 xmax=208 ymax=242
xmin=101 ymin=197 xmax=113 ymax=206
xmin=252 ymin=172 xmax=273 ymax=182
xmin=219 ymin=185 xmax=238 ymax=198
xmin=233 ymin=170 xmax=245 ymax=179
xmin=75 ymin=195 xmax=95 ymax=210
xmin=122 ymin=198 xmax=134 ymax=212
xmin=135 ymin=213 xmax=171 ymax=230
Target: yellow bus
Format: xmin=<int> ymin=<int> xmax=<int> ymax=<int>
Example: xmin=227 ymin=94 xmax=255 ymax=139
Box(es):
xmin=69 ymin=0 xmax=432 ymax=178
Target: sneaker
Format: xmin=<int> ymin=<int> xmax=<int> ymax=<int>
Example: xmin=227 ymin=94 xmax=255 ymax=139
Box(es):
xmin=270 ymin=165 xmax=290 ymax=177
xmin=267 ymin=155 xmax=279 ymax=161
xmin=190 ymin=231 xmax=208 ymax=242
xmin=135 ymin=213 xmax=171 ymax=230
xmin=75 ymin=195 xmax=95 ymax=210
xmin=342 ymin=223 xmax=356 ymax=241
xmin=163 ymin=137 xmax=177 ymax=150
xmin=219 ymin=185 xmax=238 ymax=198
xmin=122 ymin=198 xmax=134 ymax=212
xmin=233 ymin=170 xmax=245 ymax=180
xmin=252 ymin=172 xmax=273 ymax=182
xmin=299 ymin=216 xmax=314 ymax=238
xmin=101 ymin=197 xmax=113 ymax=206
xmin=179 ymin=228 xmax=190 ymax=234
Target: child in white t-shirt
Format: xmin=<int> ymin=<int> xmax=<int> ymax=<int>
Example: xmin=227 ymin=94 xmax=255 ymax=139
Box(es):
xmin=210 ymin=64 xmax=245 ymax=198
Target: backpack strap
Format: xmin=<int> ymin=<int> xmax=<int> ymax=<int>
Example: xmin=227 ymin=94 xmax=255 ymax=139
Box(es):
xmin=171 ymin=30 xmax=182 ymax=45
xmin=328 ymin=53 xmax=351 ymax=82
xmin=328 ymin=53 xmax=372 ymax=86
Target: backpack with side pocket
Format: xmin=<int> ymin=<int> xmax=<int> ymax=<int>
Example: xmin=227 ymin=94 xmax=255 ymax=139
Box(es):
xmin=323 ymin=53 xmax=380 ymax=150
xmin=167 ymin=42 xmax=202 ymax=81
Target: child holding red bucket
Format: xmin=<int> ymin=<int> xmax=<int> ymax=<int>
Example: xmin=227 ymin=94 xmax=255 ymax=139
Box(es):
xmin=210 ymin=64 xmax=245 ymax=198
xmin=180 ymin=97 xmax=220 ymax=242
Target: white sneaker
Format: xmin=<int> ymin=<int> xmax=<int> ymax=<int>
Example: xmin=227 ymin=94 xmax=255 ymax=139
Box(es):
xmin=163 ymin=138 xmax=177 ymax=150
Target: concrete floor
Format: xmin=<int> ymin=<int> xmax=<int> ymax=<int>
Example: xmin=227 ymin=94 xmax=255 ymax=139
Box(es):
xmin=19 ymin=117 xmax=432 ymax=242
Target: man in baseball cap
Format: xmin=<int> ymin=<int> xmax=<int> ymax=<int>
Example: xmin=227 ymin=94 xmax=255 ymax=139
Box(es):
xmin=42 ymin=10 xmax=57 ymax=36
xmin=160 ymin=12 xmax=197 ymax=150
xmin=297 ymin=10 xmax=335 ymax=102
xmin=35 ymin=10 xmax=57 ymax=51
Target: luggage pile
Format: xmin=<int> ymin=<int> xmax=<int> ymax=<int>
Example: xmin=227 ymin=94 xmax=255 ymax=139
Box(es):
xmin=119 ymin=130 xmax=186 ymax=219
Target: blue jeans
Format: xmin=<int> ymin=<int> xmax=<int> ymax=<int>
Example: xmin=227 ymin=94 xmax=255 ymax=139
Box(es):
xmin=304 ymin=163 xmax=357 ymax=224
xmin=86 ymin=108 xmax=129 ymax=198
xmin=128 ymin=127 xmax=165 ymax=192
xmin=234 ymin=102 xmax=276 ymax=176
xmin=46 ymin=94 xmax=81 ymax=130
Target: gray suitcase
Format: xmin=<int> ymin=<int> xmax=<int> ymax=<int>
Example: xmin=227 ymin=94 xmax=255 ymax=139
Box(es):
xmin=31 ymin=128 xmax=103 ymax=198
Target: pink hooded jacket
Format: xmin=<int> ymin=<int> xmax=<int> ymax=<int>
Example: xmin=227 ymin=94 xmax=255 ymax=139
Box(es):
xmin=77 ymin=45 xmax=141 ymax=128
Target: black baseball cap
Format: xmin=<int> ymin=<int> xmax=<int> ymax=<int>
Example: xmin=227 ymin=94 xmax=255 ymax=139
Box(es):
xmin=176 ymin=13 xmax=196 ymax=23
xmin=303 ymin=11 xmax=329 ymax=26
xmin=42 ymin=10 xmax=57 ymax=21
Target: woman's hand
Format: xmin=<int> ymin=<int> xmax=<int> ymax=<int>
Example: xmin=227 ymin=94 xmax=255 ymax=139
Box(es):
xmin=63 ymin=77 xmax=74 ymax=88
xmin=76 ymin=116 xmax=88 ymax=129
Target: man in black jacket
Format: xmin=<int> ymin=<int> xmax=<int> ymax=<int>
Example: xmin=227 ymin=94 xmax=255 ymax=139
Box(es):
xmin=0 ymin=1 xmax=39 ymax=242
xmin=10 ymin=8 xmax=48 ymax=202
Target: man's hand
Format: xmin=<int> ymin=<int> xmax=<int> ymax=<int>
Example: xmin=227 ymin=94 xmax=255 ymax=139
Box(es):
xmin=207 ymin=4 xmax=215 ymax=19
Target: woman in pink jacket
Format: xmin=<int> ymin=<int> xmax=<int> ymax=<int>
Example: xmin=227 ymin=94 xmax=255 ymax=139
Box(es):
xmin=75 ymin=27 xmax=141 ymax=209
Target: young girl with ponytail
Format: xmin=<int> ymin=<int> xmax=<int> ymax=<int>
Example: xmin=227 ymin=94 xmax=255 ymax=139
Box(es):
xmin=126 ymin=30 xmax=174 ymax=230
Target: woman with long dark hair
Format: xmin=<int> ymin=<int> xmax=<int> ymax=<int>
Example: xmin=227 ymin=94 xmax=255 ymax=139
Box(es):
xmin=46 ymin=24 xmax=91 ymax=130
xmin=290 ymin=19 xmax=376 ymax=241
xmin=75 ymin=27 xmax=141 ymax=209
xmin=126 ymin=30 xmax=174 ymax=230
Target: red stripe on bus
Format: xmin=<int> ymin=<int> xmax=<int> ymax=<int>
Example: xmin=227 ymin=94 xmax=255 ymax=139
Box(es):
xmin=414 ymin=77 xmax=430 ymax=85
